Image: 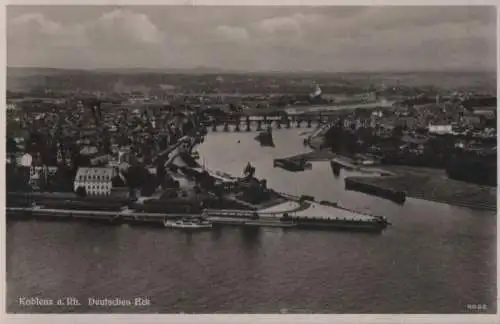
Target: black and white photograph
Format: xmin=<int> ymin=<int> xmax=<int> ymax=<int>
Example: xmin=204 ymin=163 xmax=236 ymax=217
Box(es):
xmin=5 ymin=4 xmax=497 ymax=315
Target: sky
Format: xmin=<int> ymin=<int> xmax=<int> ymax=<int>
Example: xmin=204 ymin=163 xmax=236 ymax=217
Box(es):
xmin=6 ymin=6 xmax=497 ymax=72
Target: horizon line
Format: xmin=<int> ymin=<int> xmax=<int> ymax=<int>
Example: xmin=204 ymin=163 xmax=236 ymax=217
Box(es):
xmin=7 ymin=66 xmax=495 ymax=75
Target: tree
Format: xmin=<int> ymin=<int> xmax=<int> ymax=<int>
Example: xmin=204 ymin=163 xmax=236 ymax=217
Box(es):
xmin=392 ymin=125 xmax=405 ymax=138
xmin=48 ymin=165 xmax=74 ymax=192
xmin=76 ymin=186 xmax=87 ymax=197
xmin=140 ymin=172 xmax=159 ymax=197
xmin=26 ymin=131 xmax=45 ymax=154
xmin=122 ymin=164 xmax=147 ymax=188
xmin=7 ymin=137 xmax=18 ymax=154
xmin=6 ymin=165 xmax=30 ymax=192
xmin=112 ymin=174 xmax=126 ymax=187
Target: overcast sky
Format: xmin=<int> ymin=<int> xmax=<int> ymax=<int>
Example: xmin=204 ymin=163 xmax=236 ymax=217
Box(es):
xmin=6 ymin=6 xmax=497 ymax=72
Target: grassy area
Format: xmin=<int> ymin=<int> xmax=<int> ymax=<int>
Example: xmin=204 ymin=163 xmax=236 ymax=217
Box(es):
xmin=281 ymin=150 xmax=496 ymax=210
xmin=348 ymin=169 xmax=497 ymax=211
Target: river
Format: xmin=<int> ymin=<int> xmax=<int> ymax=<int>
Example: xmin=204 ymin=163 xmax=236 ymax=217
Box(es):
xmin=6 ymin=129 xmax=496 ymax=314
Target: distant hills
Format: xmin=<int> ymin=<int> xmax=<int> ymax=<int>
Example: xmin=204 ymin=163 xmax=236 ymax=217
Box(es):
xmin=7 ymin=66 xmax=495 ymax=76
xmin=7 ymin=66 xmax=238 ymax=76
xmin=6 ymin=66 xmax=495 ymax=94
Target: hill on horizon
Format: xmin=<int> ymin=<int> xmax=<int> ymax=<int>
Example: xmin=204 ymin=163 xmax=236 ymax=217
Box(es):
xmin=7 ymin=66 xmax=495 ymax=76
xmin=6 ymin=66 xmax=496 ymax=94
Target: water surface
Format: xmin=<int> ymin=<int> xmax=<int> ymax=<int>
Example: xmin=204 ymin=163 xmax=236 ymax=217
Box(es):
xmin=6 ymin=129 xmax=496 ymax=313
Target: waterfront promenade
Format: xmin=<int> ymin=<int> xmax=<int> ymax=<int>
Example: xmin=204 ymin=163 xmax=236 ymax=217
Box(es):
xmin=7 ymin=183 xmax=383 ymax=227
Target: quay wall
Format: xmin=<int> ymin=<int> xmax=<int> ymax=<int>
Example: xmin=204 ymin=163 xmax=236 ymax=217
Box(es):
xmin=6 ymin=206 xmax=387 ymax=232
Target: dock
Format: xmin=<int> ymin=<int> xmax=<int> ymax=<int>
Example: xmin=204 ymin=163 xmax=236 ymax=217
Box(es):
xmin=7 ymin=196 xmax=389 ymax=232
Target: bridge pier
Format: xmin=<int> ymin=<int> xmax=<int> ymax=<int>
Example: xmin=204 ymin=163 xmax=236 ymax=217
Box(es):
xmin=206 ymin=114 xmax=339 ymax=133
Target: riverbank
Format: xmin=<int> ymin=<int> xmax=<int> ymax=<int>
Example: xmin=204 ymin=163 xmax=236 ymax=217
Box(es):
xmin=345 ymin=166 xmax=497 ymax=211
xmin=281 ymin=149 xmax=496 ymax=211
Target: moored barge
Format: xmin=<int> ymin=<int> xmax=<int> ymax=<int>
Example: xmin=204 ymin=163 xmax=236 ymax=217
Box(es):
xmin=273 ymin=158 xmax=312 ymax=172
xmin=255 ymin=128 xmax=275 ymax=147
xmin=291 ymin=215 xmax=389 ymax=232
xmin=345 ymin=177 xmax=406 ymax=205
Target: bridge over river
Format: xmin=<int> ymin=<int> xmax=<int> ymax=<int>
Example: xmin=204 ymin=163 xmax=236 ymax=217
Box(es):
xmin=203 ymin=114 xmax=339 ymax=132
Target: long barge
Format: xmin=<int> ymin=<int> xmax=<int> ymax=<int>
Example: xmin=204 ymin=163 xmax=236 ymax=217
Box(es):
xmin=290 ymin=216 xmax=388 ymax=232
xmin=255 ymin=130 xmax=275 ymax=147
xmin=273 ymin=158 xmax=312 ymax=172
xmin=345 ymin=177 xmax=406 ymax=205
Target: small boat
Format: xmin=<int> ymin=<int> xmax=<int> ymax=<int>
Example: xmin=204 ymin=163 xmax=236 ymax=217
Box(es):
xmin=255 ymin=128 xmax=275 ymax=147
xmin=329 ymin=159 xmax=341 ymax=176
xmin=163 ymin=218 xmax=212 ymax=229
xmin=273 ymin=158 xmax=312 ymax=172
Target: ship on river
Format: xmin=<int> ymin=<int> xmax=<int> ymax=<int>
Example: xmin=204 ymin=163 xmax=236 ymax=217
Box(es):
xmin=255 ymin=127 xmax=275 ymax=147
xmin=273 ymin=157 xmax=312 ymax=172
xmin=163 ymin=217 xmax=212 ymax=230
xmin=288 ymin=213 xmax=390 ymax=232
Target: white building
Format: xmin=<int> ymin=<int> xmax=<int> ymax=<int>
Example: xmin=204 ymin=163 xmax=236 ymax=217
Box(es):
xmin=7 ymin=103 xmax=18 ymax=111
xmin=428 ymin=124 xmax=453 ymax=135
xmin=73 ymin=167 xmax=115 ymax=196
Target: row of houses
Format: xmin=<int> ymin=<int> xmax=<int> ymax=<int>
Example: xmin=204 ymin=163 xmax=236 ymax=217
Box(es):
xmin=27 ymin=165 xmax=120 ymax=196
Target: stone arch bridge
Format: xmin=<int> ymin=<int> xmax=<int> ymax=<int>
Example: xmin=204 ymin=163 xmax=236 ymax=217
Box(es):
xmin=203 ymin=113 xmax=339 ymax=132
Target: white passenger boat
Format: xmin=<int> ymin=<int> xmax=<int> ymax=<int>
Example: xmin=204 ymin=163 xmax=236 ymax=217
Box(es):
xmin=163 ymin=218 xmax=212 ymax=229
